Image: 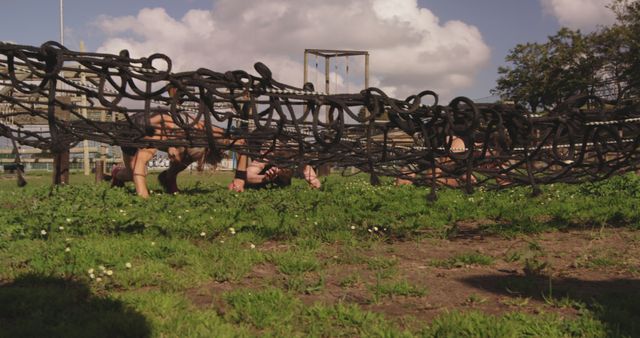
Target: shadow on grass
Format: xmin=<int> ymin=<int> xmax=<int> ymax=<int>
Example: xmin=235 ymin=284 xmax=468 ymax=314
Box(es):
xmin=0 ymin=273 xmax=150 ymax=338
xmin=460 ymin=273 xmax=640 ymax=337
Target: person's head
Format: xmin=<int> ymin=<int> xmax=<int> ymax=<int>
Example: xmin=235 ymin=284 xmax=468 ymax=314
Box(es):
xmin=272 ymin=168 xmax=293 ymax=187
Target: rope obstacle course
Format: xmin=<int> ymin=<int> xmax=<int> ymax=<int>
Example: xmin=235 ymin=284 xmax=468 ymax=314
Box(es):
xmin=1 ymin=41 xmax=640 ymax=199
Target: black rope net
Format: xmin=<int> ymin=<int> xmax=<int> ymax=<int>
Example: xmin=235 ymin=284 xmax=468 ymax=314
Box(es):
xmin=2 ymin=41 xmax=640 ymax=197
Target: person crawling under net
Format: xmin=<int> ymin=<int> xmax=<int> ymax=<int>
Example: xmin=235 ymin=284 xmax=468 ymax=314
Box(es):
xmin=245 ymin=158 xmax=321 ymax=190
xmin=107 ymin=111 xmax=249 ymax=198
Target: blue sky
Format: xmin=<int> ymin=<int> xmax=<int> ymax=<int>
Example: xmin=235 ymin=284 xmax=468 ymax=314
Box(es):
xmin=0 ymin=0 xmax=615 ymax=100
xmin=421 ymin=0 xmax=562 ymax=99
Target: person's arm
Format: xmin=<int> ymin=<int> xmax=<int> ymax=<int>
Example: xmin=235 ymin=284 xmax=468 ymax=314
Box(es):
xmin=216 ymin=126 xmax=248 ymax=192
xmin=229 ymin=153 xmax=248 ymax=192
xmin=246 ymin=161 xmax=267 ymax=184
xmin=247 ymin=161 xmax=281 ymax=183
xmin=131 ymin=148 xmax=157 ymax=198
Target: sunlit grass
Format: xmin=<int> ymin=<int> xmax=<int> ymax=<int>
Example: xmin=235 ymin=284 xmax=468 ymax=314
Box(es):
xmin=1 ymin=172 xmax=639 ymax=336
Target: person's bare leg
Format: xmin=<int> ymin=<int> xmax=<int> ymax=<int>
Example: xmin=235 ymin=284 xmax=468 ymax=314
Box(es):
xmin=159 ymin=147 xmax=183 ymax=193
xmin=132 ymin=148 xmax=156 ymax=198
xmin=112 ymin=154 xmax=133 ymax=187
xmin=159 ymin=162 xmax=190 ymax=193
xmin=302 ymin=165 xmax=321 ymax=188
xmin=159 ymin=147 xmax=200 ymax=193
xmin=394 ymin=168 xmax=415 ymax=186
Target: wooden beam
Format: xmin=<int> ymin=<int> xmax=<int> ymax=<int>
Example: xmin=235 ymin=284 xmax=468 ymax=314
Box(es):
xmin=0 ymin=147 xmax=99 ymax=155
xmin=0 ymin=157 xmax=122 ymax=163
xmin=304 ymin=49 xmax=369 ymax=57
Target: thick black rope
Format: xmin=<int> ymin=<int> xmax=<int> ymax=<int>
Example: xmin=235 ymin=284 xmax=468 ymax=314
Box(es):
xmin=1 ymin=41 xmax=640 ymax=197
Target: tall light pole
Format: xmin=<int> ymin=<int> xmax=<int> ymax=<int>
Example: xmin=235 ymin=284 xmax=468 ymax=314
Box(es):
xmin=59 ymin=0 xmax=64 ymax=45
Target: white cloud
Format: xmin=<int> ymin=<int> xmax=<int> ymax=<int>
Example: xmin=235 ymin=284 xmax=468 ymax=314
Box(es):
xmin=541 ymin=0 xmax=617 ymax=31
xmin=95 ymin=0 xmax=490 ymax=100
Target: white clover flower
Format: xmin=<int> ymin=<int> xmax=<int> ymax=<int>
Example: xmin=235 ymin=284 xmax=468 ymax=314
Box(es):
xmin=250 ymin=243 xmax=256 ymax=249
xmin=40 ymin=229 xmax=47 ymax=235
xmin=200 ymin=232 xmax=206 ymax=237
xmin=119 ymin=209 xmax=124 ymax=213
xmin=178 ymin=215 xmax=182 ymax=219
xmin=368 ymin=229 xmax=373 ymax=233
xmin=314 ymin=222 xmax=318 ymax=226
xmin=89 ymin=273 xmax=95 ymax=279
xmin=59 ymin=226 xmax=64 ymax=231
xmin=65 ymin=247 xmax=71 ymax=253
xmin=373 ymin=226 xmax=379 ymax=232
xmin=106 ymin=270 xmax=113 ymax=276
xmin=151 ymin=241 xmax=156 ymax=246
xmin=185 ymin=209 xmax=190 ymax=213
xmin=66 ymin=218 xmax=71 ymax=223
xmin=350 ymin=226 xmax=356 ymax=230
xmin=98 ymin=265 xmax=106 ymax=271
xmin=220 ymin=240 xmax=225 ymax=244
xmin=87 ymin=268 xmax=94 ymax=274
xmin=229 ymin=227 xmax=236 ymax=235
xmin=95 ymin=277 xmax=102 ymax=282
xmin=125 ymin=262 xmax=132 ymax=269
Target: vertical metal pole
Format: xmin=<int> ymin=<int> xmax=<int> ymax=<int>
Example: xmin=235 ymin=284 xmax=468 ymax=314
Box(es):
xmin=80 ymin=41 xmax=90 ymax=175
xmin=95 ymin=160 xmax=104 ymax=183
xmin=112 ymin=111 xmax=117 ymax=165
xmin=59 ymin=0 xmax=64 ymax=45
xmin=98 ymin=110 xmax=107 ymax=177
xmin=364 ymin=53 xmax=370 ymax=89
xmin=303 ymin=50 xmax=308 ymax=85
xmin=363 ymin=52 xmax=371 ymax=177
xmin=324 ymin=56 xmax=332 ymax=122
xmin=346 ymin=56 xmax=350 ymax=94
xmin=324 ymin=56 xmax=330 ymax=95
xmin=52 ymin=97 xmax=71 ymax=185
xmin=319 ymin=55 xmax=332 ymax=177
xmin=334 ymin=54 xmax=338 ymax=94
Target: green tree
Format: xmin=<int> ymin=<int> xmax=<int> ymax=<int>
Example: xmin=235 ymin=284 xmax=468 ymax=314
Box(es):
xmin=590 ymin=24 xmax=630 ymax=100
xmin=606 ymin=0 xmax=640 ymax=98
xmin=493 ymin=0 xmax=640 ymax=110
xmin=493 ymin=42 xmax=550 ymax=111
xmin=493 ymin=28 xmax=602 ymax=111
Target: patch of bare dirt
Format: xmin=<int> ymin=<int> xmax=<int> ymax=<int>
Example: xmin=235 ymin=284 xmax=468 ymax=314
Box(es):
xmin=185 ymin=228 xmax=640 ymax=325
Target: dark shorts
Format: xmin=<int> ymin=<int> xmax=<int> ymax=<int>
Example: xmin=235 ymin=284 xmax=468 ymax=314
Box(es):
xmin=245 ymin=178 xmax=291 ymax=190
xmin=121 ymin=146 xmax=138 ymax=157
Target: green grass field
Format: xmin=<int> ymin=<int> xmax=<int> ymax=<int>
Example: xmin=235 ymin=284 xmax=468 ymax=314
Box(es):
xmin=1 ymin=171 xmax=639 ymax=337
